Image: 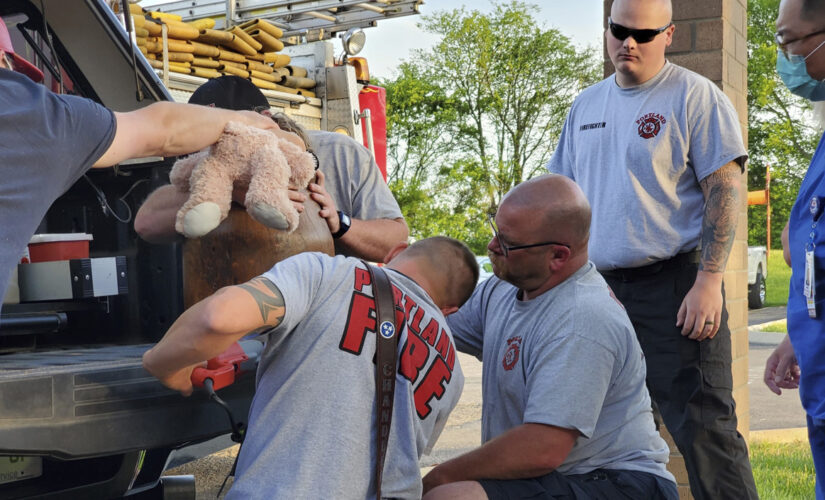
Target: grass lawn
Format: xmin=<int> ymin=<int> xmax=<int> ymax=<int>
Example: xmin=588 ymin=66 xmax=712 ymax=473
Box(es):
xmin=758 ymin=319 xmax=787 ymax=333
xmin=751 ymin=439 xmax=816 ymax=499
xmin=765 ymin=250 xmax=792 ymax=307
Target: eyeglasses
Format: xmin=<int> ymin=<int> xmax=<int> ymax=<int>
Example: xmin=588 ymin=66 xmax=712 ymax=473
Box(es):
xmin=608 ymin=17 xmax=672 ymax=44
xmin=775 ymin=28 xmax=825 ymax=56
xmin=488 ymin=214 xmax=569 ymax=257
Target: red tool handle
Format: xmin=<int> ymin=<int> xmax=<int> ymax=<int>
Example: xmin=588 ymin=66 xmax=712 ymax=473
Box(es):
xmin=191 ymin=342 xmax=249 ymax=391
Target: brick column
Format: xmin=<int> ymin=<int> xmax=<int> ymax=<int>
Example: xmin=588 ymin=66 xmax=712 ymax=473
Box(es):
xmin=602 ymin=1 xmax=749 ymax=499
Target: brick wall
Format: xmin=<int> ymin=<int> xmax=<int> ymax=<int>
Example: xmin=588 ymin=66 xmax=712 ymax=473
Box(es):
xmin=601 ymin=1 xmax=749 ymax=499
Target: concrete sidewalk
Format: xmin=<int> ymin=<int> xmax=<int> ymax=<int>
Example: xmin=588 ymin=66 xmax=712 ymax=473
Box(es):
xmin=422 ymin=312 xmax=810 ymax=469
xmin=747 ymin=311 xmax=808 ymax=433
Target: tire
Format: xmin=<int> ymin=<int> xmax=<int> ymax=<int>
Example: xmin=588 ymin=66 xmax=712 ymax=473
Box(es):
xmin=749 ymin=268 xmax=766 ymax=309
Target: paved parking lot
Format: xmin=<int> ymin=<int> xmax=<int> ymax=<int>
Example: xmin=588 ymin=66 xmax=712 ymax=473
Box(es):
xmin=167 ymin=307 xmax=807 ymax=498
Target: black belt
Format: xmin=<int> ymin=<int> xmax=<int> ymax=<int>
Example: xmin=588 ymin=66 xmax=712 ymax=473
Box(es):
xmin=599 ymin=249 xmax=700 ymax=281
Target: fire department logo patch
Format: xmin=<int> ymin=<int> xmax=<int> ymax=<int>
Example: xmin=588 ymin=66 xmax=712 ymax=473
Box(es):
xmin=502 ymin=336 xmax=522 ymax=371
xmin=635 ymin=112 xmax=667 ymax=139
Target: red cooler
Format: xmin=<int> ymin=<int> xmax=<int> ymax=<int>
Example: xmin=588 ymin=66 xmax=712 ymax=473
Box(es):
xmin=28 ymin=233 xmax=93 ymax=263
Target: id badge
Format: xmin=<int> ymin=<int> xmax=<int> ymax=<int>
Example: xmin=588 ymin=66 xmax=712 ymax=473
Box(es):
xmin=806 ymin=248 xmax=817 ymax=318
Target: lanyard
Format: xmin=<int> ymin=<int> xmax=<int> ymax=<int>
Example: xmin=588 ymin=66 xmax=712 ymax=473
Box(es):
xmin=805 ymin=196 xmax=822 ymax=318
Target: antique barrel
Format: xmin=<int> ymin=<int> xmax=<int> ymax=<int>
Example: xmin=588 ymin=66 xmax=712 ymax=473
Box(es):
xmin=182 ymin=192 xmax=333 ymax=307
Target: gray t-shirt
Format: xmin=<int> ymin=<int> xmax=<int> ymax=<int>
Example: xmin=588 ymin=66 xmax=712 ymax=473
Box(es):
xmin=547 ymin=62 xmax=746 ymax=269
xmin=0 ymin=69 xmax=116 ymax=301
xmin=448 ymin=263 xmax=674 ymax=481
xmin=227 ymin=253 xmax=463 ymax=500
xmin=307 ymin=130 xmax=403 ymax=221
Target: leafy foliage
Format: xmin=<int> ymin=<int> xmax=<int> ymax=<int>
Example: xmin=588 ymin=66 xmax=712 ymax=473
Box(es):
xmin=380 ymin=1 xmax=600 ymax=253
xmin=747 ymin=0 xmax=822 ymax=247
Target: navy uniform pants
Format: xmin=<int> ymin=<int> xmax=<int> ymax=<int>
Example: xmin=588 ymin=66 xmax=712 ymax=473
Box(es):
xmin=479 ymin=468 xmax=677 ymax=500
xmin=601 ymin=251 xmax=758 ymax=500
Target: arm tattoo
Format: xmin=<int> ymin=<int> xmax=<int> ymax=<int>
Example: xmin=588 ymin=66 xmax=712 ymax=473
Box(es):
xmin=698 ymin=162 xmax=742 ymax=273
xmin=238 ymin=277 xmax=286 ymax=326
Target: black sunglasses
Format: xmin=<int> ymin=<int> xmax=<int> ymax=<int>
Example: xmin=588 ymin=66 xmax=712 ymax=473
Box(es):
xmin=488 ymin=214 xmax=569 ymax=257
xmin=608 ymin=17 xmax=672 ymax=44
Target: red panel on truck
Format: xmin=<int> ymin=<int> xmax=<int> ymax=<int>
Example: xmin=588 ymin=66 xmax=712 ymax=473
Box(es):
xmin=359 ymin=85 xmax=388 ymax=181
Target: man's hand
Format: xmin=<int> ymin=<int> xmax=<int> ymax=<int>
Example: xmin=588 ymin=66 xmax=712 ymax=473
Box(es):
xmin=782 ymin=221 xmax=791 ymax=267
xmin=764 ymin=334 xmax=800 ymax=395
xmin=235 ymin=110 xmax=281 ymax=133
xmin=678 ymin=161 xmax=741 ymax=341
xmin=308 ymin=170 xmax=340 ymax=233
xmin=422 ymin=465 xmax=453 ymax=495
xmin=676 ymin=271 xmax=723 ymax=341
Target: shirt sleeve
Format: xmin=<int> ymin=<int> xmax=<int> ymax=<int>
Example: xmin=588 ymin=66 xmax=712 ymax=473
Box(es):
xmin=350 ymin=141 xmax=404 ymax=221
xmin=447 ymin=278 xmax=503 ymax=358
xmin=522 ymin=334 xmax=616 ymax=439
xmin=54 ymin=94 xmax=117 ymax=184
xmin=259 ymin=252 xmax=328 ymax=337
xmin=546 ymin=107 xmax=576 ymax=178
xmin=687 ymin=80 xmax=747 ymax=181
xmin=2 ymin=72 xmax=116 ymax=196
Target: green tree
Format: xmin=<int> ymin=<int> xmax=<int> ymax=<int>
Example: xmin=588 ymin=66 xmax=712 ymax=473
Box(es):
xmin=381 ymin=1 xmax=599 ymax=253
xmin=747 ymin=0 xmax=822 ymax=248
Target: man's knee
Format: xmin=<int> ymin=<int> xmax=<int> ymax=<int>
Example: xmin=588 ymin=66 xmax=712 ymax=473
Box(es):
xmin=423 ymin=481 xmax=488 ymax=500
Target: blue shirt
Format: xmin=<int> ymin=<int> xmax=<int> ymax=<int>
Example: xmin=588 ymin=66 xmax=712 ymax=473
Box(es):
xmin=788 ymin=131 xmax=825 ymax=420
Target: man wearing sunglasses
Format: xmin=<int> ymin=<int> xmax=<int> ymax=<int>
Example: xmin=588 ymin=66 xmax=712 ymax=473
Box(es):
xmin=546 ymin=0 xmax=756 ymax=499
xmin=422 ymin=175 xmax=677 ymax=500
xmin=763 ymin=1 xmax=825 ymax=499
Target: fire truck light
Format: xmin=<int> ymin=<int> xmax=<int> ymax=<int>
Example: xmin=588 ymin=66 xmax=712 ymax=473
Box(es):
xmin=342 ymin=28 xmax=366 ymax=56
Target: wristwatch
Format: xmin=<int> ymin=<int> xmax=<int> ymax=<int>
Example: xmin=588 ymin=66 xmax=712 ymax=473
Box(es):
xmin=332 ymin=211 xmax=351 ymax=239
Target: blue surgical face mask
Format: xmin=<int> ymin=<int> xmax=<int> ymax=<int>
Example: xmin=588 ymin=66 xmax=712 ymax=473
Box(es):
xmin=777 ymin=39 xmax=825 ymax=101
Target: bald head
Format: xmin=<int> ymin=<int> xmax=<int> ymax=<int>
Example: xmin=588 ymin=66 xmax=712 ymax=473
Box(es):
xmin=502 ymin=175 xmax=591 ymax=251
xmin=389 ymin=237 xmax=479 ymax=310
xmin=611 ymin=0 xmax=672 ymax=24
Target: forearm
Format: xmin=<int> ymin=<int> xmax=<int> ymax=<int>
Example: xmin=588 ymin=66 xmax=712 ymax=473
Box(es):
xmin=699 ymin=162 xmax=742 ymax=274
xmin=334 ymin=217 xmax=409 ymax=262
xmin=134 ymin=184 xmax=186 ymax=244
xmin=96 ymin=103 xmax=276 ymax=167
xmin=151 ymin=103 xmax=242 ymax=156
xmin=424 ymin=424 xmax=574 ymax=491
xmin=142 ymin=292 xmax=246 ymax=380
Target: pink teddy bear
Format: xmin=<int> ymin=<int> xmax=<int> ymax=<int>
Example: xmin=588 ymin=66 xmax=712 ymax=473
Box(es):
xmin=169 ymin=121 xmax=316 ymax=238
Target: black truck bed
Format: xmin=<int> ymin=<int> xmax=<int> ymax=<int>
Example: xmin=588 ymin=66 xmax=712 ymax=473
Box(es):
xmin=0 ymin=345 xmax=254 ymax=459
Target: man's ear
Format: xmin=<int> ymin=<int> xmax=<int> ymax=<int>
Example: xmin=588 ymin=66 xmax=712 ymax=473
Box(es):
xmin=382 ymin=241 xmax=409 ymax=264
xmin=547 ymin=245 xmax=571 ymax=272
xmin=440 ymin=304 xmax=459 ymax=317
xmin=665 ymin=24 xmax=675 ymax=47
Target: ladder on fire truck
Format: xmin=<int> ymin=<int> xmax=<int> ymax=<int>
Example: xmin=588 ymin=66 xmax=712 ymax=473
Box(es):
xmin=150 ymin=0 xmax=423 ymax=42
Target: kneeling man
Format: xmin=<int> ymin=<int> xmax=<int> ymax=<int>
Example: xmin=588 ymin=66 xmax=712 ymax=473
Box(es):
xmin=423 ymin=175 xmax=677 ymax=500
xmin=144 ymin=237 xmax=479 ymax=499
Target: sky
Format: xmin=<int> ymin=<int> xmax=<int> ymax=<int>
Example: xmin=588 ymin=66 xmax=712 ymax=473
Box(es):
xmin=354 ymin=1 xmax=605 ymax=79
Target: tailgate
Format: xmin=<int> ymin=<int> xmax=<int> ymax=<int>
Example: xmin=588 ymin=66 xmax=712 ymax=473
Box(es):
xmin=0 ymin=345 xmax=254 ymax=459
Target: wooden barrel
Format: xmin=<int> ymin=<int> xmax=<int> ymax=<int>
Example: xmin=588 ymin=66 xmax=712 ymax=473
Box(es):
xmin=182 ymin=192 xmax=333 ymax=307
